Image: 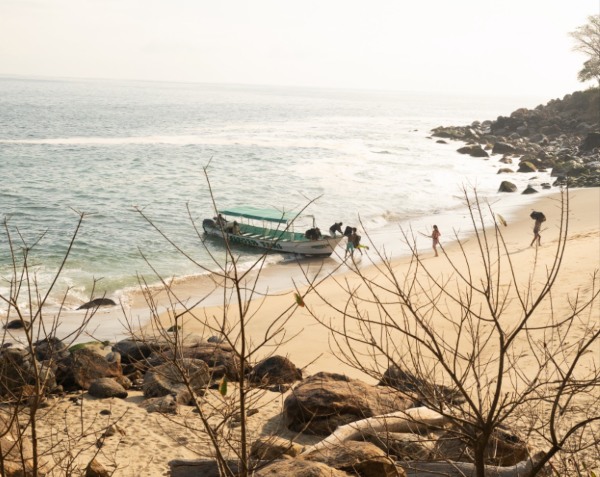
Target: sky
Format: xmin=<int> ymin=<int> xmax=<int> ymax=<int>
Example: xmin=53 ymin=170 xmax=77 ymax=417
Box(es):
xmin=0 ymin=0 xmax=598 ymax=98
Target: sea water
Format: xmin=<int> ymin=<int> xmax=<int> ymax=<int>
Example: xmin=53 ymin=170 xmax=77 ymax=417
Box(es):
xmin=0 ymin=76 xmax=553 ymax=320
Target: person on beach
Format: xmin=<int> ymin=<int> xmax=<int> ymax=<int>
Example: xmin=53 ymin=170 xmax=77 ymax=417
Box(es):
xmin=214 ymin=214 xmax=227 ymax=227
xmin=530 ymin=211 xmax=546 ymax=247
xmin=329 ymin=222 xmax=343 ymax=237
xmin=351 ymin=228 xmax=363 ymax=256
xmin=345 ymin=230 xmax=355 ymax=258
xmin=431 ymin=225 xmax=441 ymax=257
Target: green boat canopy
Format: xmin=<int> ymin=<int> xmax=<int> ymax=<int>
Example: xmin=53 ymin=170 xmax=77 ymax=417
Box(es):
xmin=219 ymin=206 xmax=298 ymax=224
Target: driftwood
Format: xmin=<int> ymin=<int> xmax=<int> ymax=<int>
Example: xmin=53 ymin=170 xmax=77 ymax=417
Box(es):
xmin=301 ymin=406 xmax=448 ymax=454
xmin=399 ymin=451 xmax=546 ymax=477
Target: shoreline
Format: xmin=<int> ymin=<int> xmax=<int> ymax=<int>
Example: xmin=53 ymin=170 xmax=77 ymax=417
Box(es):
xmin=136 ymin=187 xmax=599 ymax=380
xmin=3 ymin=187 xmax=596 ymax=350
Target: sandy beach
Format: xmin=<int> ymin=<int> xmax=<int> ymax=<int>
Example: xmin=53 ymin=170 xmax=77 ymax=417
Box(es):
xmin=32 ymin=187 xmax=599 ymax=476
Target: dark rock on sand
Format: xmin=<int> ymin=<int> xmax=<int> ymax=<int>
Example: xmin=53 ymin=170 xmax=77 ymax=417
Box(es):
xmin=88 ymin=377 xmax=128 ymax=399
xmin=249 ymin=355 xmax=302 ymax=386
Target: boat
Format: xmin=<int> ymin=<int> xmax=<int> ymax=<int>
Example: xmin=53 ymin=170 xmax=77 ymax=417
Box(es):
xmin=202 ymin=206 xmax=345 ymax=257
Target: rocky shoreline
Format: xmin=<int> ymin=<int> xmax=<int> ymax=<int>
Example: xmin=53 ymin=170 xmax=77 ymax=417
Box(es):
xmin=431 ymin=88 xmax=600 ymax=190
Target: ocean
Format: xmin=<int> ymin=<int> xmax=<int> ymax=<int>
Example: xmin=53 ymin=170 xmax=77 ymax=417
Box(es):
xmin=0 ymin=76 xmax=553 ymax=329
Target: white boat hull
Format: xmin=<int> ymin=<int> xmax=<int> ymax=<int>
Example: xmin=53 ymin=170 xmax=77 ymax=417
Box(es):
xmin=203 ymin=220 xmax=344 ymax=257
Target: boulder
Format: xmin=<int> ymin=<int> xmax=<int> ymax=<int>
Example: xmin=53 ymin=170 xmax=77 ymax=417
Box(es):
xmin=517 ymin=161 xmax=538 ymax=172
xmin=250 ymin=436 xmax=303 ymax=460
xmin=498 ymin=181 xmax=517 ymax=193
xmin=0 ymin=348 xmax=56 ymax=399
xmin=379 ymin=365 xmax=465 ymax=405
xmin=456 ymin=145 xmax=489 ymax=158
xmin=284 ymin=372 xmax=412 ymax=435
xmin=499 ymin=157 xmax=513 ymax=164
xmin=302 ymin=440 xmax=400 ymax=477
xmin=492 ymin=142 xmax=517 ymax=155
xmin=249 ymin=355 xmax=302 ymax=386
xmin=112 ymin=339 xmax=158 ymax=365
xmin=85 ymin=458 xmax=110 ymax=477
xmin=3 ymin=320 xmax=30 ymax=330
xmin=149 ymin=342 xmax=246 ymax=381
xmin=140 ymin=395 xmax=179 ymax=414
xmin=522 ymin=185 xmax=538 ymax=194
xmin=77 ymin=298 xmax=117 ymax=310
xmin=88 ymin=377 xmax=128 ymax=399
xmin=497 ymin=168 xmax=514 ymax=174
xmin=254 ymin=460 xmax=352 ymax=477
xmin=143 ymin=358 xmax=210 ymax=404
xmin=35 ymin=336 xmax=69 ymax=362
xmin=57 ymin=347 xmax=123 ymax=391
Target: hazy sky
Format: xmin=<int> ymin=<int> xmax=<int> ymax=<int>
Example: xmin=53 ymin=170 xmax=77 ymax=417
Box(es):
xmin=0 ymin=0 xmax=597 ymax=97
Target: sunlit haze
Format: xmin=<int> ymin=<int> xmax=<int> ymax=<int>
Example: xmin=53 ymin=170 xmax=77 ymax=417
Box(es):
xmin=0 ymin=0 xmax=597 ymax=98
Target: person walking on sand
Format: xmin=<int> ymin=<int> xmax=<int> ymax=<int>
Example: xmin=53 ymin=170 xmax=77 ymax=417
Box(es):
xmin=431 ymin=225 xmax=441 ymax=257
xmin=530 ymin=211 xmax=546 ymax=247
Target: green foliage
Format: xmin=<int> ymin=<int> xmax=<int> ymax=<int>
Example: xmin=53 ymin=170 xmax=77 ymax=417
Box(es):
xmin=570 ymin=14 xmax=600 ymax=86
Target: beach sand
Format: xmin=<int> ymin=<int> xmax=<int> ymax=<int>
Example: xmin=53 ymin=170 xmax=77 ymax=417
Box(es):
xmin=33 ymin=188 xmax=599 ymax=476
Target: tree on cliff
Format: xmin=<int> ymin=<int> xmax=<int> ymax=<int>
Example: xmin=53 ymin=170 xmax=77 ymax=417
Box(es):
xmin=570 ymin=14 xmax=600 ymax=86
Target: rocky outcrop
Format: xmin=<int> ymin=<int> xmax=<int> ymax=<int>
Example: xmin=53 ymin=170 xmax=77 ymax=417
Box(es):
xmin=283 ymin=372 xmax=412 ymax=435
xmin=431 ymin=88 xmax=600 ymax=188
xmin=143 ymin=358 xmax=210 ymax=404
xmin=56 ymin=347 xmax=123 ymax=391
